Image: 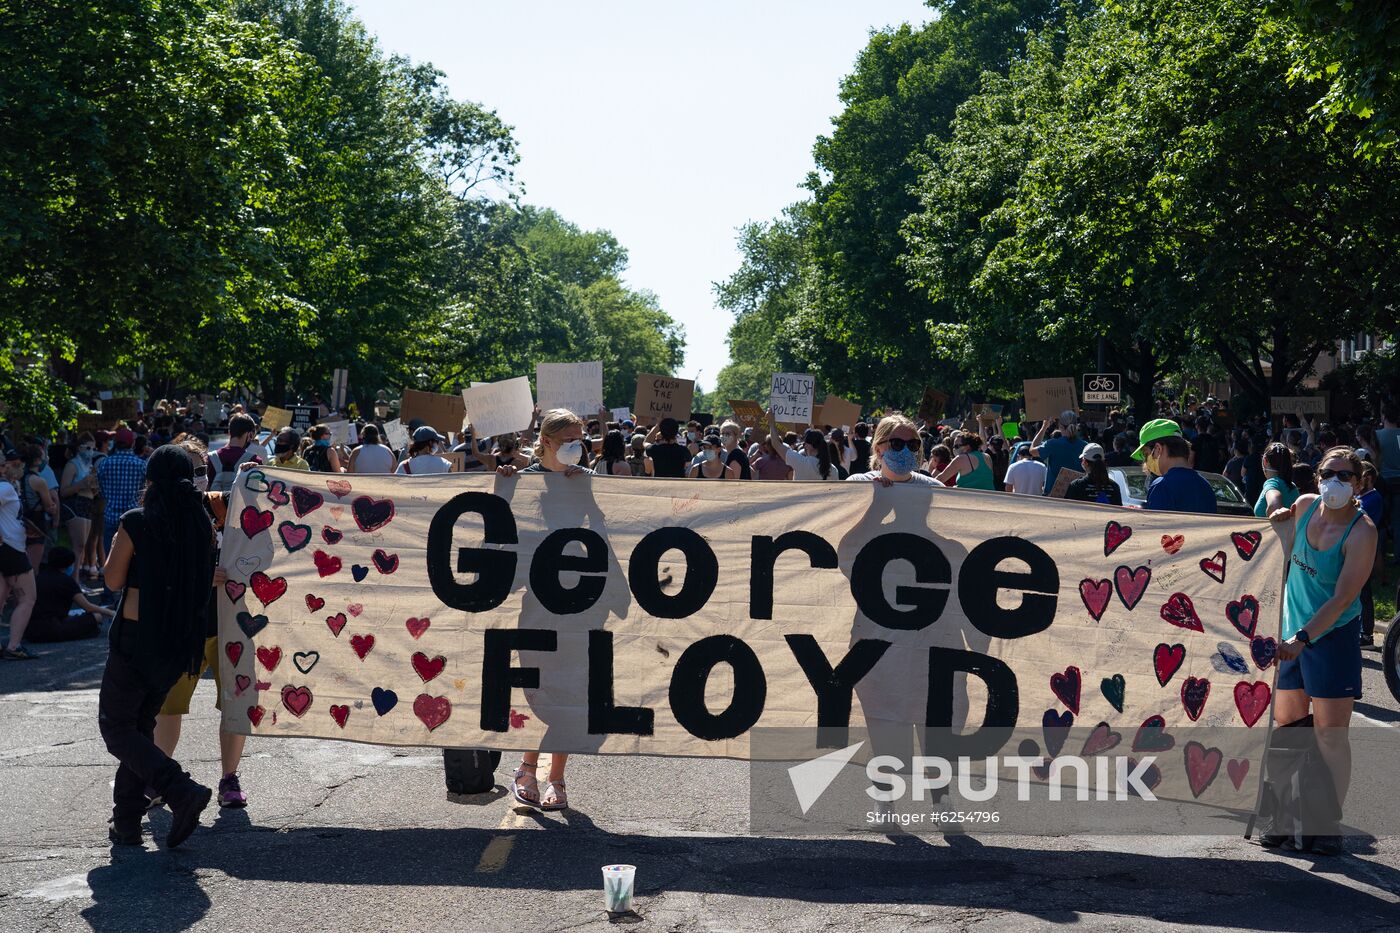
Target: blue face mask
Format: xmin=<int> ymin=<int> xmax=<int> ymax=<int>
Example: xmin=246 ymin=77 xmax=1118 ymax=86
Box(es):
xmin=882 ymin=446 xmax=916 ymax=476
xmin=315 ymin=439 xmax=330 ymax=447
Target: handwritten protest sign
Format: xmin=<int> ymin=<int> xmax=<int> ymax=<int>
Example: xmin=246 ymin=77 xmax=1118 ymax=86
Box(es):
xmin=1023 ymin=378 xmax=1078 ymax=422
xmin=1270 ymin=395 xmax=1328 ymax=417
xmin=441 ymin=451 xmax=467 ymax=473
xmin=260 ymin=406 xmax=292 ymax=432
xmin=1049 ymin=467 xmax=1085 ymax=499
xmin=220 ymin=467 xmax=1282 ymax=820
xmin=536 ymin=361 xmax=603 ymax=417
xmin=634 ymin=373 xmax=694 ymax=422
xmin=102 ymin=397 xmax=139 ymax=421
xmin=324 ymin=420 xmax=351 ymax=446
xmin=381 ymin=419 xmax=410 ymax=453
xmin=462 ymin=377 xmax=535 ymax=439
xmin=400 ymin=389 xmax=467 ymax=436
xmin=770 ymin=373 xmax=815 ymax=424
xmin=610 ymin=407 xmax=631 ymax=424
xmin=288 ymin=405 xmax=317 ymax=431
xmin=728 ymin=400 xmax=767 ymax=431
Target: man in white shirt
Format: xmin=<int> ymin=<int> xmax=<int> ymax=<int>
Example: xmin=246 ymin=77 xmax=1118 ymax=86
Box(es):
xmin=1004 ymin=442 xmax=1048 ymax=495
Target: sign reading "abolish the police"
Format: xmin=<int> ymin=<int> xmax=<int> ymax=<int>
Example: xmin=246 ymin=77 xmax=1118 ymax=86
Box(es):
xmin=219 ymin=470 xmax=1283 ymax=806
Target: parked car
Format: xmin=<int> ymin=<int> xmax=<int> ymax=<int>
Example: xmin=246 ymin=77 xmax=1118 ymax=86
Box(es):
xmin=1107 ymin=469 xmax=1254 ymax=516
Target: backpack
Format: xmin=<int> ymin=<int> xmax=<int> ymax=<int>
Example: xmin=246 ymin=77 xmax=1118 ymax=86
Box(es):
xmin=208 ymin=447 xmax=257 ymax=493
xmin=1247 ymin=714 xmax=1343 ymax=849
xmin=304 ymin=444 xmax=332 ymax=473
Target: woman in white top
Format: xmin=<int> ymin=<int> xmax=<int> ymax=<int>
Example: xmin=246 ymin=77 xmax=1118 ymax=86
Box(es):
xmin=394 ymin=426 xmax=452 ymax=475
xmin=349 ymin=424 xmax=397 ymax=474
xmin=846 ymin=415 xmax=944 ymax=487
xmin=785 ymin=429 xmax=839 ymax=482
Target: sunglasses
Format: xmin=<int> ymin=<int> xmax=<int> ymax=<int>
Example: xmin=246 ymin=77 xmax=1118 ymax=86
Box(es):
xmin=1318 ymin=469 xmax=1356 ymax=482
xmin=884 ymin=437 xmax=915 ymax=452
xmin=193 ymin=466 xmax=207 ymax=477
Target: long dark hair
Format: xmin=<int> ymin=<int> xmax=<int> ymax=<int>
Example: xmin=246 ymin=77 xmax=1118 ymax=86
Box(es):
xmin=602 ymin=429 xmax=626 ymax=465
xmin=1262 ymin=442 xmax=1295 ymax=491
xmin=803 ymin=429 xmax=833 ymax=480
xmin=1082 ymin=455 xmax=1110 ymax=486
xmin=138 ymin=445 xmax=214 ymax=678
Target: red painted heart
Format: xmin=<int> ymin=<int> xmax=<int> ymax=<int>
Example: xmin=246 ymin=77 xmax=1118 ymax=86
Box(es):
xmin=1226 ymin=594 xmax=1259 ymax=639
xmin=321 ymin=526 xmax=343 ymax=545
xmin=305 ymin=594 xmax=325 ymax=612
xmin=1227 ymin=758 xmax=1250 ymax=791
xmin=413 ymin=693 xmax=451 ymax=731
xmin=1114 ymin=564 xmax=1151 ymax=611
xmin=411 ymin=652 xmax=446 ymax=683
xmin=350 ymin=633 xmax=375 ymax=660
xmin=405 ymin=617 xmax=431 ymax=639
xmin=224 ymin=580 xmax=246 ymax=603
xmin=240 ymin=505 xmax=274 ymax=538
xmin=1050 ymin=665 xmax=1081 ymax=714
xmin=225 ymin=641 xmax=244 ymax=667
xmin=1233 ymin=680 xmax=1271 ymax=728
xmin=1161 ymin=534 xmax=1185 ymax=555
xmin=255 ymin=645 xmax=281 ymax=672
xmin=351 ymin=495 xmax=395 ymax=533
xmin=277 ymin=520 xmax=311 ymax=553
xmin=1199 ymin=550 xmax=1227 ymax=584
xmin=292 ymin=486 xmax=324 ymax=517
xmin=1079 ymin=579 xmax=1112 ymax=621
xmin=247 ymin=705 xmax=266 ymax=727
xmin=1230 ymin=530 xmax=1261 ymax=561
xmin=1153 ymin=642 xmax=1185 ymax=686
xmin=325 ymin=478 xmax=353 ymax=499
xmin=329 ymin=704 xmax=350 ymax=729
xmin=509 ymin=709 xmax=530 ymax=729
xmin=372 ymin=549 xmax=399 ymax=574
xmin=313 ymin=549 xmax=342 ymax=578
xmin=1160 ymin=592 xmax=1203 ymax=632
xmin=325 ymin=613 xmax=346 ymax=637
xmin=234 ymin=674 xmax=251 ymax=696
xmin=346 ymin=603 xmax=363 ymax=617
xmin=249 ymin=571 xmax=287 ymax=607
xmin=1184 ymin=741 xmax=1223 ymax=798
xmin=1180 ymin=676 xmax=1211 ymax=721
xmin=1104 ymin=520 xmax=1132 ymax=557
xmin=281 ymin=684 xmax=313 ymax=718
xmin=266 ymin=480 xmax=290 ymax=507
xmin=1080 ymin=721 xmax=1121 ymax=757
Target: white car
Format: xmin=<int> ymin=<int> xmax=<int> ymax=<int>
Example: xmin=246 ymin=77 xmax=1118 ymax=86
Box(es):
xmin=1107 ymin=469 xmax=1253 ymax=516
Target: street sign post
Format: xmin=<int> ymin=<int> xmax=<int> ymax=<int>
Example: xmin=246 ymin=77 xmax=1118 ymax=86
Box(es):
xmin=1082 ymin=373 xmax=1121 ymax=405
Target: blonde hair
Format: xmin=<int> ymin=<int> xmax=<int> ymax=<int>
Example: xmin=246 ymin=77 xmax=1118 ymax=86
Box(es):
xmin=720 ymin=420 xmax=741 ymax=436
xmin=1319 ymin=446 xmax=1364 ymax=476
xmin=539 ymin=408 xmax=584 ymax=439
xmin=872 ymin=414 xmax=920 ymax=469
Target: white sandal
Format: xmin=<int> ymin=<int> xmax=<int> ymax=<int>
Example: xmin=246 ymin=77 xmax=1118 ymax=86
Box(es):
xmin=541 ymin=780 xmax=568 ymax=811
xmin=510 ymin=763 xmax=541 ymax=809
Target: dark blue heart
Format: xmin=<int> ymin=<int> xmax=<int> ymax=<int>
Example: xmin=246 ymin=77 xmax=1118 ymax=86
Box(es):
xmin=351 ymin=564 xmax=369 ymax=582
xmin=371 ymin=687 xmax=398 ymax=716
xmin=236 ymin=611 xmax=269 ymax=639
xmin=1250 ymin=635 xmax=1278 ymax=670
xmin=1042 ymin=708 xmax=1073 ymax=758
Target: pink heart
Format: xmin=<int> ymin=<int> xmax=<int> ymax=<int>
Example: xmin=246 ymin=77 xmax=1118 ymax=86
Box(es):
xmin=347 ymin=603 xmax=363 ymax=617
xmin=1113 ymin=564 xmax=1151 ymax=611
xmin=1079 ymin=579 xmax=1112 ymax=621
xmin=278 ymin=522 xmax=311 ymax=552
xmin=281 ymin=684 xmax=313 ymax=718
xmin=405 ymin=617 xmax=431 ymax=639
xmin=234 ymin=674 xmax=251 ymax=696
xmin=224 ymin=580 xmax=246 ymax=603
xmin=1184 ymin=741 xmax=1222 ymax=798
xmin=1080 ymin=721 xmax=1121 ymax=757
xmin=1227 ymin=758 xmax=1250 ymax=791
xmin=1233 ymin=680 xmax=1271 ymax=728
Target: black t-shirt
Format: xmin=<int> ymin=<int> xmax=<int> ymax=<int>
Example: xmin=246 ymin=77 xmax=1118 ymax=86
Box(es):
xmin=1065 ymin=477 xmax=1124 ymax=506
xmin=34 ymin=567 xmax=80 ymax=621
xmin=725 ymin=447 xmax=752 ymax=480
xmin=1192 ymin=433 xmax=1222 ymax=474
xmin=648 ymin=442 xmax=691 ymax=478
xmin=851 ymin=438 xmax=871 ymax=475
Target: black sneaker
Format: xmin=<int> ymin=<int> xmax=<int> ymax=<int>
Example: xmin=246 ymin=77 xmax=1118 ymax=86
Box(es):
xmin=165 ymin=784 xmax=212 ymax=848
xmin=108 ymin=817 xmax=142 ymax=847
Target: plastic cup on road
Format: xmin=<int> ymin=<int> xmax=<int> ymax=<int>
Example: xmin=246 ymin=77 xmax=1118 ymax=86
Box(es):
xmin=602 ymin=864 xmax=636 ymax=913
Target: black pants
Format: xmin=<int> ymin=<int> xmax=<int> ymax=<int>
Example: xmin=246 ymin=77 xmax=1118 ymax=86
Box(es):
xmin=97 ymin=650 xmax=194 ymax=820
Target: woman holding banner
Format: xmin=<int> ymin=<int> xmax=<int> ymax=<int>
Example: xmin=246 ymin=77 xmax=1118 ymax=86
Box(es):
xmin=846 ymin=415 xmax=941 ymax=487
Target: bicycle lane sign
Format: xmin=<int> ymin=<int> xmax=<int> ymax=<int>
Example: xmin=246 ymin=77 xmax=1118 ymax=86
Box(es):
xmin=1082 ymin=373 xmax=1121 ymax=404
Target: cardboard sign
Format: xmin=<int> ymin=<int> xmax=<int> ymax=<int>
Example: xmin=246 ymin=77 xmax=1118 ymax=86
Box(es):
xmin=1023 ymin=378 xmax=1078 ymax=422
xmin=399 ymin=389 xmax=466 ymax=436
xmin=634 ymin=374 xmax=695 ymax=423
xmin=536 ymin=361 xmax=603 ymax=417
xmin=324 ymin=420 xmax=351 ymax=446
xmin=728 ymin=400 xmax=767 ymax=431
xmin=441 ymin=451 xmax=467 ymax=473
xmin=972 ymin=403 xmax=1004 ymax=424
xmin=1049 ymin=467 xmax=1085 ymax=499
xmin=219 ymin=467 xmax=1282 ymax=817
xmin=770 ymin=373 xmax=815 ymax=424
xmin=820 ymin=395 xmax=862 ymax=429
xmin=102 ymin=397 xmax=139 ymax=422
xmin=610 ymin=407 xmax=631 ymax=424
xmin=1270 ymin=395 xmax=1328 ymax=417
xmin=75 ymin=412 xmax=114 ymax=434
xmin=381 ymin=419 xmax=410 ymax=453
xmin=918 ymin=388 xmax=948 ymax=422
xmin=462 ymin=377 xmax=535 ymax=439
xmin=260 ymin=406 xmax=292 ymax=432
xmin=288 ymin=405 xmax=317 ymax=431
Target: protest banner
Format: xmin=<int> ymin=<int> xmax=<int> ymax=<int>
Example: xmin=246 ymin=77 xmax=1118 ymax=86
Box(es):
xmin=261 ymin=406 xmax=292 ymax=432
xmin=728 ymin=400 xmax=767 ymax=431
xmin=821 ymin=395 xmax=862 ymax=429
xmin=400 ymin=389 xmax=467 ymax=435
xmin=219 ymin=468 xmax=1282 ymax=816
xmin=770 ymin=373 xmax=816 ymax=424
xmin=102 ymin=397 xmax=139 ymax=421
xmin=288 ymin=405 xmax=317 ymax=431
xmin=536 ymin=361 xmax=603 ymax=417
xmin=1269 ymin=395 xmax=1328 ymax=417
xmin=918 ymin=388 xmax=948 ymax=422
xmin=381 ymin=419 xmax=410 ymax=453
xmin=634 ymin=373 xmax=694 ymax=422
xmin=462 ymin=377 xmax=535 ymax=439
xmin=1023 ymin=378 xmax=1078 ymax=422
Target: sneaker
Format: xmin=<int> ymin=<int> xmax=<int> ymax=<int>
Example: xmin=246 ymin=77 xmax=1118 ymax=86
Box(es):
xmin=108 ymin=818 xmax=142 ymax=847
xmin=218 ymin=773 xmax=247 ymax=809
xmin=166 ymin=783 xmax=212 ymax=848
xmin=0 ymin=646 xmax=39 ymax=660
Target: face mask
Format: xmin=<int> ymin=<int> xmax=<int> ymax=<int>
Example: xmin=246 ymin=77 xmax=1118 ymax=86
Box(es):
xmin=882 ymin=446 xmax=916 ymax=476
xmin=702 ymin=450 xmax=718 ymax=462
xmin=315 ymin=439 xmax=330 ymax=447
xmin=1142 ymin=449 xmax=1160 ymax=477
xmin=1319 ymin=478 xmax=1353 ymax=509
xmin=556 ymin=440 xmax=583 ymax=462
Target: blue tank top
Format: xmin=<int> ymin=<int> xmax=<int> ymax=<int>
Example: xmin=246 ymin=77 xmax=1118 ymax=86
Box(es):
xmin=1281 ymin=497 xmax=1363 ymax=641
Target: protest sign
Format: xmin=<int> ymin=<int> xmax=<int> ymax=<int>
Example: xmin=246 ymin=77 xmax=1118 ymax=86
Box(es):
xmin=728 ymin=401 xmax=767 ymax=431
xmin=1001 ymin=421 xmax=1022 ymax=441
xmin=220 ymin=467 xmax=1282 ymax=818
xmin=536 ymin=362 xmax=603 ymax=417
xmin=288 ymin=405 xmax=317 ymax=431
xmin=821 ymin=395 xmax=862 ymax=429
xmin=102 ymin=397 xmax=139 ymax=421
xmin=202 ymin=400 xmax=223 ymax=425
xmin=1269 ymin=395 xmax=1328 ymax=417
xmin=972 ymin=403 xmax=1004 ymax=424
xmin=324 ymin=420 xmax=351 ymax=446
xmin=441 ymin=451 xmax=467 ymax=473
xmin=1023 ymin=378 xmax=1078 ymax=422
xmin=918 ymin=388 xmax=948 ymax=422
xmin=634 ymin=374 xmax=694 ymax=422
xmin=381 ymin=419 xmax=410 ymax=453
xmin=770 ymin=373 xmax=816 ymax=424
xmin=610 ymin=407 xmax=631 ymax=424
xmin=462 ymin=377 xmax=535 ymax=439
xmin=76 ymin=412 xmax=113 ymax=433
xmin=691 ymin=412 xmax=714 ymax=428
xmin=400 ymin=389 xmax=467 ymax=435
xmin=1049 ymin=467 xmax=1085 ymax=499
xmin=260 ymin=406 xmax=292 ymax=432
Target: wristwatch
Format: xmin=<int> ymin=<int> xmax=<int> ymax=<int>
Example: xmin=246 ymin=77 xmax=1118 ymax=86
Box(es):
xmin=1295 ymin=630 xmax=1313 ymax=650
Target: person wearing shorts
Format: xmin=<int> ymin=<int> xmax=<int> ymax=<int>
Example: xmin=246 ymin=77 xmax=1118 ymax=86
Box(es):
xmin=1 ymin=447 xmax=39 ymax=659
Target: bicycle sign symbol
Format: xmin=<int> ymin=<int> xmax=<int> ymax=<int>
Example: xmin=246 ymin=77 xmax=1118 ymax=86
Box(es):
xmin=1082 ymin=373 xmax=1121 ymax=403
xmin=1087 ymin=376 xmax=1115 ymax=392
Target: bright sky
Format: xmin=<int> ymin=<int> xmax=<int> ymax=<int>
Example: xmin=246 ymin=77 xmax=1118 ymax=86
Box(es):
xmin=348 ymin=0 xmax=933 ymax=387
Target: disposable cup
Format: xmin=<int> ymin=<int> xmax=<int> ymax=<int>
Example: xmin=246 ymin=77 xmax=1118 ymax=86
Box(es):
xmin=602 ymin=864 xmax=636 ymax=913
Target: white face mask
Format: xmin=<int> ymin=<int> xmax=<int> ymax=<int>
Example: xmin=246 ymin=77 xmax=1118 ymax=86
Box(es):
xmin=556 ymin=440 xmax=583 ymax=462
xmin=1319 ymin=478 xmax=1353 ymax=510
xmin=702 ymin=449 xmax=718 ymax=462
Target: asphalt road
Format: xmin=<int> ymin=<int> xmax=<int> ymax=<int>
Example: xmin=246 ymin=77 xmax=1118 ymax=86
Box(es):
xmin=2 ymin=628 xmax=1399 ymax=932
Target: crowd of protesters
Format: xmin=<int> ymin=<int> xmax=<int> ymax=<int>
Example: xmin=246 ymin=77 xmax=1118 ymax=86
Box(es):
xmin=0 ymin=389 xmax=1395 ymax=854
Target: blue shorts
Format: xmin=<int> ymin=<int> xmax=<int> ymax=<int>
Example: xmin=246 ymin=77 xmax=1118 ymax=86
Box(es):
xmin=1277 ymin=617 xmax=1362 ymax=699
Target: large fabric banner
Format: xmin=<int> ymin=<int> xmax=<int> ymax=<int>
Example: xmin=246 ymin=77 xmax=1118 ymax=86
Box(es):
xmin=219 ymin=470 xmax=1283 ymax=806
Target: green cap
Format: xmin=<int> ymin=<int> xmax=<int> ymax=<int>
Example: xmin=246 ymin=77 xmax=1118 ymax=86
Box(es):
xmin=1131 ymin=418 xmax=1183 ymax=460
